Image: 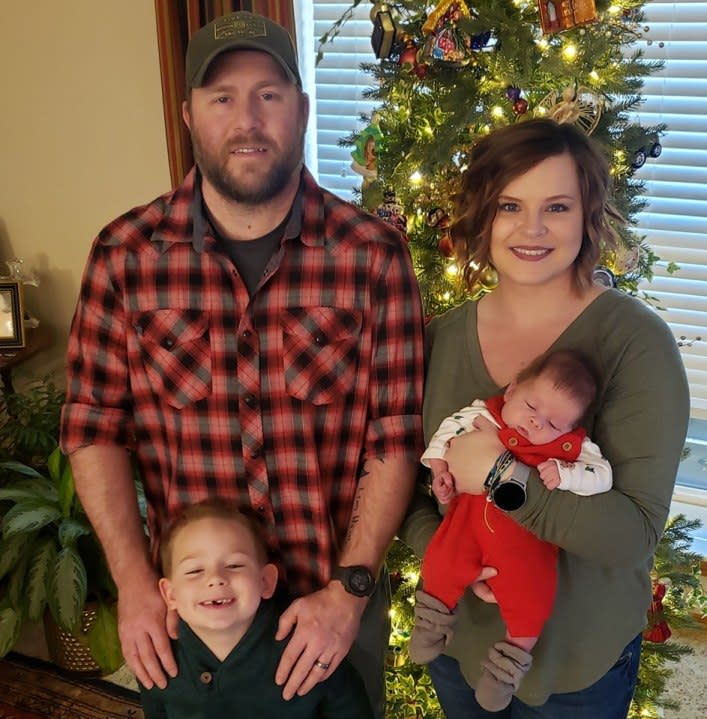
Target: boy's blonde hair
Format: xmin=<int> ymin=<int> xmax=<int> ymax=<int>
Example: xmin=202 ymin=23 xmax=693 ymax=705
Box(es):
xmin=159 ymin=498 xmax=270 ymax=576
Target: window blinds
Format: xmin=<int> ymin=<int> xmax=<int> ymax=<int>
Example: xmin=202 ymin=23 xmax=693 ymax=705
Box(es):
xmin=304 ymin=1 xmax=707 ymax=418
xmin=634 ymin=1 xmax=707 ymax=420
xmin=310 ymin=1 xmax=378 ymax=200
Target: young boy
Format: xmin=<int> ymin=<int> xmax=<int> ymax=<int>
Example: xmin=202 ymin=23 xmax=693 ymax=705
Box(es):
xmin=139 ymin=499 xmax=373 ymax=718
xmin=410 ymin=350 xmax=612 ymax=712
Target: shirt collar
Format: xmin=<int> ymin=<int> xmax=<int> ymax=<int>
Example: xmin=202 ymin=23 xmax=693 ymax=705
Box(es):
xmin=186 ymin=167 xmax=309 ymax=252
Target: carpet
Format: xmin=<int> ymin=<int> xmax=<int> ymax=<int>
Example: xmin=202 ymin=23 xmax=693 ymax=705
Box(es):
xmin=0 ymin=653 xmax=144 ymax=719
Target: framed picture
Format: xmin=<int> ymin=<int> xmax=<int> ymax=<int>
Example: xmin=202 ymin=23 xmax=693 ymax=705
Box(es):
xmin=0 ymin=280 xmax=25 ymax=349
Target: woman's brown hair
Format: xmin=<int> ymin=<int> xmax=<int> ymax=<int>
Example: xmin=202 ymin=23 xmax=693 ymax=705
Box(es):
xmin=452 ymin=119 xmax=622 ymax=293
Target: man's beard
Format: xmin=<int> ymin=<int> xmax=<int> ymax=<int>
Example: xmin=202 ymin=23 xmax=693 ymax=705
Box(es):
xmin=191 ymin=129 xmax=304 ymax=206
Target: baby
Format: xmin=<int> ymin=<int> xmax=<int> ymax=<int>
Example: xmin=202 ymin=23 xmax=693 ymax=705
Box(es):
xmin=410 ymin=350 xmax=611 ymax=712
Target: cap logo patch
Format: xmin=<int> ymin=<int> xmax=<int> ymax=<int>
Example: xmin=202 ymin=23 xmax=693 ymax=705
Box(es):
xmin=213 ymin=15 xmax=267 ymax=40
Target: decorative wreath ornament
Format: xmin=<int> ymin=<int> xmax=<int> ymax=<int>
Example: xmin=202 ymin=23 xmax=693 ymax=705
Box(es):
xmin=536 ymin=84 xmax=603 ymax=135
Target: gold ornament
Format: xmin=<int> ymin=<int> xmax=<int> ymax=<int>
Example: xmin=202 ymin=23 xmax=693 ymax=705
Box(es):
xmin=612 ymin=244 xmax=641 ymax=274
xmin=479 ymin=264 xmax=499 ymax=290
xmin=536 ymin=84 xmax=603 ymax=135
xmin=422 ymin=0 xmax=471 ymax=36
xmin=469 ymin=263 xmax=499 ymax=299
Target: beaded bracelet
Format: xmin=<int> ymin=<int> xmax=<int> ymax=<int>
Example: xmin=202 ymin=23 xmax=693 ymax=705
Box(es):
xmin=484 ymin=449 xmax=515 ymax=492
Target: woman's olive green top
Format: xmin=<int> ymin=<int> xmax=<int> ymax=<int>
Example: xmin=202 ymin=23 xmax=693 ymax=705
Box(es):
xmin=401 ymin=289 xmax=689 ymax=706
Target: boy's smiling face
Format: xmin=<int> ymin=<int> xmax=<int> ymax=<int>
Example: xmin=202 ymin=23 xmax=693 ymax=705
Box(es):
xmin=160 ymin=516 xmax=278 ymax=651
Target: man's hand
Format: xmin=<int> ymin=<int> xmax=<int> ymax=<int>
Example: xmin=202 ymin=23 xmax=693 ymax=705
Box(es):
xmin=275 ymin=582 xmax=366 ymax=700
xmin=538 ymin=460 xmax=561 ymax=490
xmin=117 ymin=573 xmax=178 ymax=689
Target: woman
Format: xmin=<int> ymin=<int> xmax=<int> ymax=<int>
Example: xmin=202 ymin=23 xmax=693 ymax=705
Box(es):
xmin=400 ymin=119 xmax=689 ymax=718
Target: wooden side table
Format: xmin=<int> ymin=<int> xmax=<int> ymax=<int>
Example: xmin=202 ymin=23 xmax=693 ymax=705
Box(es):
xmin=0 ymin=325 xmax=52 ymax=394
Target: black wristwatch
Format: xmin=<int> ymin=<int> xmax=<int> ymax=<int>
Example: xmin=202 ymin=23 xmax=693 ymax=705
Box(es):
xmin=331 ymin=565 xmax=376 ymax=597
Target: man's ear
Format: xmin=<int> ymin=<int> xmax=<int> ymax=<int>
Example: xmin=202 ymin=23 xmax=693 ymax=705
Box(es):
xmin=159 ymin=577 xmax=178 ymax=610
xmin=260 ymin=563 xmax=279 ymax=600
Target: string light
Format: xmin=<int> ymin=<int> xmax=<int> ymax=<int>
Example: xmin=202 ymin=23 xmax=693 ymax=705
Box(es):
xmin=410 ymin=170 xmax=423 ymax=184
xmin=491 ymin=106 xmax=505 ymax=118
xmin=562 ymin=44 xmax=578 ymax=61
xmin=446 ymin=263 xmax=459 ymax=277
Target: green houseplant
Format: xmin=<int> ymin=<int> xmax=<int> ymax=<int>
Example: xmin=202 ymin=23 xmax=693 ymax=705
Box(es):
xmin=0 ymin=446 xmax=127 ymax=674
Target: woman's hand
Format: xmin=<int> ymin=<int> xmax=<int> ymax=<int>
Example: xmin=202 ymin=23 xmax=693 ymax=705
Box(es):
xmin=445 ymin=422 xmax=505 ymax=495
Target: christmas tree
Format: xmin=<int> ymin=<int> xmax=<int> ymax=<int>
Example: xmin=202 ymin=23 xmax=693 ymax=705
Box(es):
xmin=319 ymin=2 xmax=706 ymax=716
xmin=322 ymin=0 xmax=674 ymax=313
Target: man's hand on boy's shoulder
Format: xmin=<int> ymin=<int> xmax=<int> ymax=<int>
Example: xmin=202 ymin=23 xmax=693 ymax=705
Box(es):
xmin=274 ymin=581 xmax=367 ymax=701
xmin=118 ymin=572 xmax=178 ymax=690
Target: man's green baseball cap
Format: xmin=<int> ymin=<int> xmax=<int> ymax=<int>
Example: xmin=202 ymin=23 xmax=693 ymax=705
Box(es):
xmin=185 ymin=11 xmax=301 ymax=90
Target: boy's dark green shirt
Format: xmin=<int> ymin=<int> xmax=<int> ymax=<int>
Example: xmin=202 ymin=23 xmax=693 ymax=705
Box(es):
xmin=140 ymin=601 xmax=373 ymax=718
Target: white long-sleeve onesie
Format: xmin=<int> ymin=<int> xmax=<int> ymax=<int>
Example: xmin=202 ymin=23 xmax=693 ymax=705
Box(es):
xmin=421 ymin=399 xmax=612 ymax=495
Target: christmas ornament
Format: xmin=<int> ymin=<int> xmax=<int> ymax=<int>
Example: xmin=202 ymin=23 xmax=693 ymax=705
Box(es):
xmin=376 ymin=188 xmax=408 ymax=236
xmin=537 ymin=0 xmax=597 ymax=35
xmin=592 ymin=266 xmax=616 ymax=288
xmin=370 ymin=3 xmax=397 ymax=59
xmin=427 ymin=207 xmax=453 ymax=257
xmin=470 ymin=263 xmax=499 ymax=297
xmin=414 ymin=62 xmax=429 ymax=79
xmin=612 ymin=244 xmax=641 ymax=275
xmin=438 ymin=234 xmax=454 ymax=257
xmin=631 ymin=138 xmax=662 ymax=170
xmin=643 ymin=579 xmax=672 ymax=643
xmin=351 ymin=117 xmax=383 ymax=187
xmin=505 ymin=86 xmax=522 ymax=102
xmin=399 ymin=42 xmax=419 ymax=69
xmin=420 ymin=0 xmax=475 ymax=67
xmin=513 ymin=98 xmax=529 ymax=115
xmin=536 ymin=85 xmax=603 ymax=135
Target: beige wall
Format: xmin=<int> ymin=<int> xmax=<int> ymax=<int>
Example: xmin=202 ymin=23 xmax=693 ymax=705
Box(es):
xmin=0 ymin=1 xmax=171 ymax=382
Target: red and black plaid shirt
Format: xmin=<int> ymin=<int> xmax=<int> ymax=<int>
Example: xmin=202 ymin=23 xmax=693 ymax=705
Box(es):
xmin=60 ymin=168 xmax=425 ymax=595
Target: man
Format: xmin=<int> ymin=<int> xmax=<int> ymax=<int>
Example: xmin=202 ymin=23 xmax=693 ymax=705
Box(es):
xmin=60 ymin=11 xmax=424 ymax=718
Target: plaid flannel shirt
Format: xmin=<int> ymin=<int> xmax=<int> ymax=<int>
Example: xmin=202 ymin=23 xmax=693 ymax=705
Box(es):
xmin=60 ymin=167 xmax=425 ymax=595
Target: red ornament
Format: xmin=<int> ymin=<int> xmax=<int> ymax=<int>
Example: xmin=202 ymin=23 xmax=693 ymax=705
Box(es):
xmin=643 ymin=581 xmax=672 ymax=643
xmin=512 ymin=98 xmax=529 ymax=115
xmin=438 ymin=232 xmax=454 ymax=257
xmin=399 ymin=45 xmax=419 ymax=68
xmin=414 ymin=62 xmax=429 ymax=79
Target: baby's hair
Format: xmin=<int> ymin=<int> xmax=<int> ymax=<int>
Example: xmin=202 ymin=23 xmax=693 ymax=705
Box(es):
xmin=159 ymin=498 xmax=270 ymax=577
xmin=515 ymin=350 xmax=599 ymax=423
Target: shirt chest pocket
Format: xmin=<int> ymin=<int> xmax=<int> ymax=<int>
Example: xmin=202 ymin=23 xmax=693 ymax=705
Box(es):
xmin=133 ymin=309 xmax=212 ymax=409
xmin=281 ymin=306 xmax=362 ymax=405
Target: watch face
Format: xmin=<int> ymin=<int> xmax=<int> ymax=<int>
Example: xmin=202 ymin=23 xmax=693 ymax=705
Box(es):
xmin=349 ymin=567 xmax=374 ymax=595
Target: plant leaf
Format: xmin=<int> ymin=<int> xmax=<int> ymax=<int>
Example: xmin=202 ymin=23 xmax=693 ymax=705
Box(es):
xmin=87 ymin=601 xmax=123 ymax=674
xmin=0 ymin=461 xmax=43 ymax=478
xmin=2 ymin=500 xmax=61 ymax=537
xmin=58 ymin=517 xmax=92 ymax=547
xmin=0 ymin=604 xmax=22 ymax=658
xmin=26 ymin=536 xmax=57 ymax=622
xmin=47 ymin=547 xmax=87 ymax=631
xmin=57 ymin=462 xmax=75 ymax=517
xmin=0 ymin=532 xmax=31 ymax=581
xmin=47 ymin=446 xmax=64 ymax=484
xmin=7 ymin=552 xmax=29 ymax=609
xmin=0 ymin=476 xmax=59 ymax=503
